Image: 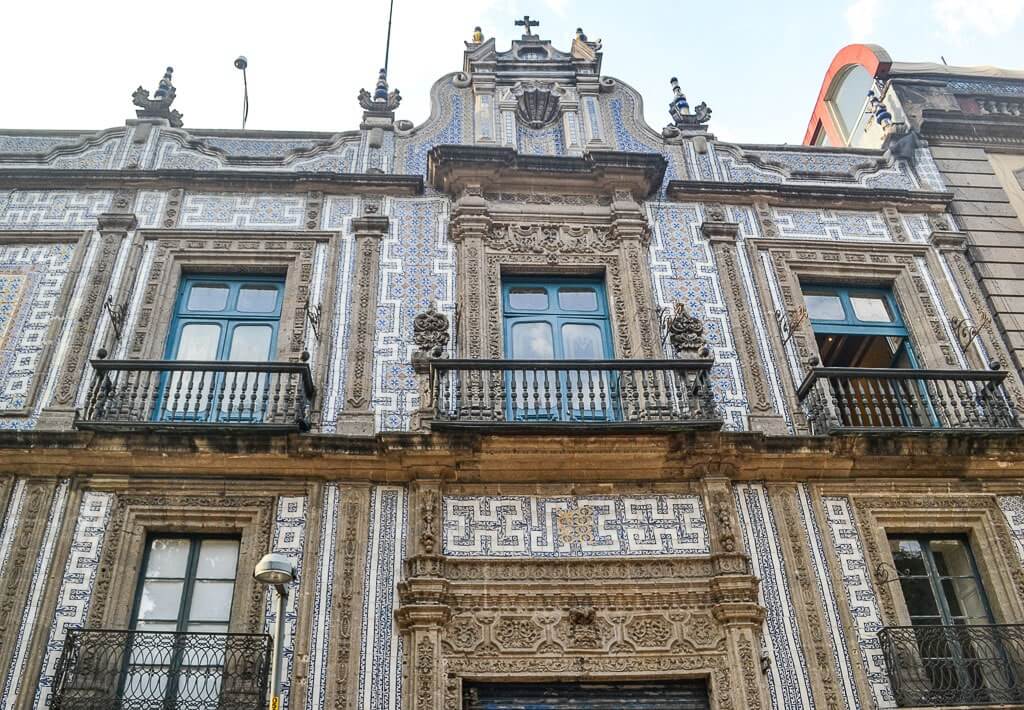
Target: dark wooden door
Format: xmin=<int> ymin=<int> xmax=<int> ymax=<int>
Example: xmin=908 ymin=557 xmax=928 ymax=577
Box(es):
xmin=463 ymin=680 xmax=711 ymax=709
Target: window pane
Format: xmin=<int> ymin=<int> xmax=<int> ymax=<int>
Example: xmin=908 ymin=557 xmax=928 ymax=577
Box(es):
xmin=134 ymin=620 xmax=178 ymax=633
xmin=137 ymin=580 xmax=184 ymax=621
xmin=186 ymin=284 xmax=229 ymax=312
xmin=804 ymin=293 xmax=845 ymax=320
xmin=227 ymin=325 xmax=273 ymax=361
xmin=558 ymin=287 xmax=598 ymax=311
xmin=890 ymin=538 xmax=928 ymax=577
xmin=850 ymin=295 xmax=894 ymax=323
xmin=511 ymin=322 xmax=554 ymax=359
xmin=175 ymin=324 xmax=221 ymax=360
xmin=145 ymin=539 xmax=190 ymax=578
xmin=831 ymin=65 xmax=873 ymax=136
xmin=562 ymin=323 xmax=604 ymax=360
xmin=196 ymin=540 xmax=239 ymax=580
xmin=508 ymin=288 xmax=549 ymax=311
xmin=188 ymin=580 xmax=235 ymax=623
xmin=942 ymin=578 xmax=989 ymax=620
xmin=929 ymin=539 xmax=975 ymax=578
xmin=898 ymin=578 xmax=940 ymax=618
xmin=237 ymin=285 xmax=279 ymax=313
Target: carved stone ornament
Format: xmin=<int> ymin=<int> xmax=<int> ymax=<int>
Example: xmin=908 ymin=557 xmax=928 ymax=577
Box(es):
xmin=663 ymin=77 xmax=711 ymax=137
xmin=488 ymin=223 xmax=617 ymax=256
xmin=132 ymin=66 xmax=183 ymax=127
xmin=412 ymin=302 xmax=450 ymax=358
xmin=513 ymin=81 xmax=563 ymax=128
xmin=664 ymin=303 xmax=709 ymax=358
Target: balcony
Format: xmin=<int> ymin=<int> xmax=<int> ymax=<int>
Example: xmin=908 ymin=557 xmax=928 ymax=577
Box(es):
xmin=796 ymin=367 xmax=1020 ymax=434
xmin=880 ymin=624 xmax=1024 ymax=707
xmin=428 ymin=359 xmax=721 ymax=429
xmin=77 ymin=358 xmax=315 ymax=432
xmin=51 ymin=629 xmax=271 ymax=709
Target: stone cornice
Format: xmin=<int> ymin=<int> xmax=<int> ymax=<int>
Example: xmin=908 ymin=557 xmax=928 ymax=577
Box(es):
xmin=3 ymin=428 xmax=1024 ymax=483
xmin=920 ymin=110 xmax=1024 ymax=146
xmin=0 ymin=169 xmax=424 ymax=196
xmin=666 ymin=179 xmax=952 ymax=210
xmin=427 ymin=145 xmax=667 ymax=199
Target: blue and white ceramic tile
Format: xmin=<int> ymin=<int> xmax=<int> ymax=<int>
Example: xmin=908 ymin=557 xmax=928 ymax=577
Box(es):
xmin=305 ymin=484 xmax=340 ymax=710
xmin=264 ymin=495 xmax=308 ymax=710
xmin=443 ymin=494 xmax=708 ymax=557
xmin=0 ymin=190 xmax=112 ymax=229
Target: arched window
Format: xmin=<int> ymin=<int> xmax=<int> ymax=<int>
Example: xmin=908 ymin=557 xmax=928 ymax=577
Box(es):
xmin=828 ymin=64 xmax=873 ymax=140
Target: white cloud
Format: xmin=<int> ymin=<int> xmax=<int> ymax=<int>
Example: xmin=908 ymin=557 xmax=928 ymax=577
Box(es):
xmin=934 ymin=0 xmax=1024 ymax=35
xmin=845 ymin=0 xmax=882 ymax=39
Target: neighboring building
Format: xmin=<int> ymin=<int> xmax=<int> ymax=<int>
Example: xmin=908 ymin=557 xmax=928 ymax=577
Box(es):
xmin=0 ymin=21 xmax=1023 ymax=710
xmin=805 ymin=43 xmax=1024 ymax=380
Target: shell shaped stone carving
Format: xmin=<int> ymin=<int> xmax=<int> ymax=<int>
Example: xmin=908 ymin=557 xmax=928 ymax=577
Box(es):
xmin=513 ymin=81 xmax=563 ymax=128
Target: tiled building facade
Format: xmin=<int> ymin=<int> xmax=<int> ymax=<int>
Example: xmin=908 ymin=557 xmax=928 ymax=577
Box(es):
xmin=0 ymin=24 xmax=1023 ymax=710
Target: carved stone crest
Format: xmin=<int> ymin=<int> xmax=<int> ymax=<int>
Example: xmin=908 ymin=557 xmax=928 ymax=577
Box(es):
xmin=663 ymin=303 xmax=709 ymax=358
xmin=412 ymin=303 xmax=450 ymax=359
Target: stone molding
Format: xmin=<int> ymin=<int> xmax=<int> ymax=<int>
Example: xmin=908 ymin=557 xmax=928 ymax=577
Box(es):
xmin=667 ymin=179 xmax=952 ymax=210
xmin=337 ymin=213 xmax=388 ymax=435
xmin=85 ymin=493 xmax=274 ymax=633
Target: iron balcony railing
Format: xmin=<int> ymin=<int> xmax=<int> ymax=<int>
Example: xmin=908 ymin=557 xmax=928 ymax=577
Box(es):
xmin=51 ymin=629 xmax=271 ymax=710
xmin=880 ymin=624 xmax=1024 ymax=707
xmin=78 ymin=358 xmax=315 ymax=432
xmin=796 ymin=367 xmax=1019 ymax=434
xmin=429 ymin=359 xmax=721 ymax=428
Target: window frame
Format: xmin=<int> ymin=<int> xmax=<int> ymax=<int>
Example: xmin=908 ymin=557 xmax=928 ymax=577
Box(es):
xmin=501 ymin=276 xmax=614 ymax=361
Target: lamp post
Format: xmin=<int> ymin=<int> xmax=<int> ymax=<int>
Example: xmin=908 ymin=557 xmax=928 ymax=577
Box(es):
xmin=254 ymin=552 xmax=295 ymax=710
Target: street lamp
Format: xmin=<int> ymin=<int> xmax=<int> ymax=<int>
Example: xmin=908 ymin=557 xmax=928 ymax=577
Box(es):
xmin=254 ymin=553 xmax=295 ymax=710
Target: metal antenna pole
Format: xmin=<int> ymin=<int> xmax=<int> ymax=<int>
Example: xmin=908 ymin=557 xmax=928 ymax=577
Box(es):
xmin=383 ymin=0 xmax=395 ymax=76
xmin=234 ymin=56 xmax=250 ymax=130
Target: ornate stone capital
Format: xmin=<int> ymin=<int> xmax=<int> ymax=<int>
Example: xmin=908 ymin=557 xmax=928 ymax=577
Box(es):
xmin=351 ymin=215 xmax=390 ymax=237
xmin=701 ymin=220 xmax=740 ymax=242
xmin=96 ymin=212 xmax=138 ymax=234
xmin=929 ymin=228 xmax=968 ymax=252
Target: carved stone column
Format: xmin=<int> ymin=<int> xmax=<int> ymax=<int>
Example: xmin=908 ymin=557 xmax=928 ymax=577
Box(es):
xmin=703 ymin=218 xmax=787 ymax=434
xmin=611 ymin=189 xmax=660 ymax=358
xmin=450 ymin=186 xmax=491 ymax=358
xmin=701 ymin=471 xmax=770 ymax=709
xmin=397 ymin=482 xmax=450 ymax=710
xmin=337 ymin=210 xmax=388 ymax=435
xmin=38 ymin=212 xmax=137 ymax=429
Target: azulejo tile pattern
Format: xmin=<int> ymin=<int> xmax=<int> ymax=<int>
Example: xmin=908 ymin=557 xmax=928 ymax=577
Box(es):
xmin=319 ymin=197 xmax=355 ymax=433
xmin=0 ymin=244 xmax=75 ymax=414
xmin=358 ymin=485 xmax=408 ymax=710
xmin=0 ymin=479 xmax=70 ymax=709
xmin=772 ymin=208 xmax=891 ymax=241
xmin=734 ymin=483 xmax=817 ymax=710
xmin=178 ymin=193 xmax=306 ymax=229
xmin=821 ymin=496 xmax=894 ymax=709
xmin=372 ymin=197 xmax=454 ymax=431
xmin=948 ymin=79 xmax=1024 ymax=97
xmin=798 ymin=485 xmax=861 ymax=710
xmin=443 ymin=494 xmax=708 ymax=557
xmin=0 ymin=190 xmax=112 ymax=229
xmin=305 ymin=484 xmax=340 ymax=710
xmin=516 ymin=124 xmax=566 ymax=156
xmin=34 ymin=491 xmax=115 ymax=709
xmin=647 ymin=202 xmax=748 ymax=429
xmin=396 ymin=80 xmax=467 ymax=177
xmin=715 ymin=146 xmax=917 ymax=190
xmin=998 ymin=496 xmax=1024 ymax=566
xmin=264 ymin=495 xmax=307 ymax=710
xmin=0 ymin=134 xmax=92 ymax=154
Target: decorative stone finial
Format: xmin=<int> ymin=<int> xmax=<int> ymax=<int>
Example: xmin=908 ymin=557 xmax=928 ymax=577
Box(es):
xmin=132 ymin=66 xmax=183 ymax=127
xmin=664 ymin=303 xmax=709 ymax=358
xmin=867 ymin=89 xmax=893 ymax=128
xmin=358 ymin=68 xmax=402 ymax=114
xmin=412 ymin=302 xmax=450 ymax=359
xmin=472 ymin=26 xmax=484 ymax=43
xmin=667 ymin=77 xmax=711 ymax=130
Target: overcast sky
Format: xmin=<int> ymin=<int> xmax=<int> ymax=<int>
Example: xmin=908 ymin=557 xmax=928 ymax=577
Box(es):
xmin=2 ymin=0 xmax=1022 ymax=144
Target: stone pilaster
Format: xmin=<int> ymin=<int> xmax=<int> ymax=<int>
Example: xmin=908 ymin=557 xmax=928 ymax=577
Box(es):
xmin=337 ymin=211 xmax=388 ymax=436
xmin=450 ymin=186 xmax=491 ymax=358
xmin=38 ymin=212 xmax=136 ymax=430
xmin=703 ymin=218 xmax=787 ymax=434
xmin=611 ymin=190 xmax=660 ymax=358
xmin=397 ymin=483 xmax=450 ymax=710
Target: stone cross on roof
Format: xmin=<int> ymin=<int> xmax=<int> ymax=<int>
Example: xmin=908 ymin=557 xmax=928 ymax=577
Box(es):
xmin=515 ymin=14 xmax=540 ymax=37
